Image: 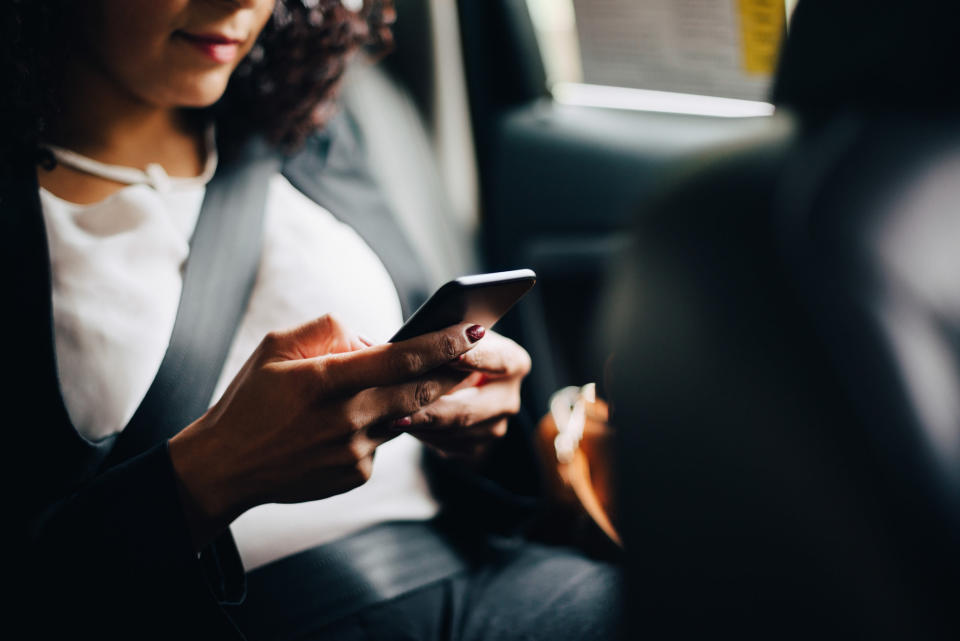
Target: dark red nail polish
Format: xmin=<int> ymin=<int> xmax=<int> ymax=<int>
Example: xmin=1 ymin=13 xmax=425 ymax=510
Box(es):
xmin=466 ymin=325 xmax=485 ymax=342
xmin=390 ymin=416 xmax=412 ymax=429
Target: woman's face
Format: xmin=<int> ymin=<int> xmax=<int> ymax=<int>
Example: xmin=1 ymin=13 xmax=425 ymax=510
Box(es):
xmin=80 ymin=0 xmax=276 ymax=109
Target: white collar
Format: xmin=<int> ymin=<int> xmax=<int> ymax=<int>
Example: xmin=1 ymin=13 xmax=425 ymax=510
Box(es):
xmin=44 ymin=126 xmax=218 ymax=193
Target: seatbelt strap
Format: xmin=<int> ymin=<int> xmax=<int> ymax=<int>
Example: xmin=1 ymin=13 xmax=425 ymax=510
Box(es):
xmin=104 ymin=135 xmax=279 ymax=467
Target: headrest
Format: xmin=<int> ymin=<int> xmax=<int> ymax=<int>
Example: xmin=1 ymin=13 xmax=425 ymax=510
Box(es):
xmin=773 ymin=0 xmax=960 ymax=120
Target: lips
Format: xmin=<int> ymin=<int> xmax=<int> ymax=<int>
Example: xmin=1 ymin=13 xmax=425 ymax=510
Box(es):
xmin=175 ymin=31 xmax=245 ymax=64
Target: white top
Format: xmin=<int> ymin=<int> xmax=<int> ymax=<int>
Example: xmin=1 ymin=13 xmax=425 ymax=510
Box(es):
xmin=39 ymin=143 xmax=439 ymax=571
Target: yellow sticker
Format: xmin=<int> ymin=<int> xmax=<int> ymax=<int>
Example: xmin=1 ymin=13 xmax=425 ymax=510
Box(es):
xmin=738 ymin=0 xmax=786 ymax=75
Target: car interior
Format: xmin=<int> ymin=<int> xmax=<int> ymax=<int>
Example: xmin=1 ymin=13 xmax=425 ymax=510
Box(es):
xmin=343 ymin=0 xmax=959 ymax=636
xmin=12 ymin=0 xmax=956 ymax=637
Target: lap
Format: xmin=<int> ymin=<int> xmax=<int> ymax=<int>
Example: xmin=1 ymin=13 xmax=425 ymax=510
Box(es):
xmin=293 ymin=540 xmax=620 ymax=641
xmin=456 ymin=540 xmax=621 ymax=641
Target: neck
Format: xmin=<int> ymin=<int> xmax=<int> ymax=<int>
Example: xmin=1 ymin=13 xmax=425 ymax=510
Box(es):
xmin=48 ymin=58 xmax=205 ymax=178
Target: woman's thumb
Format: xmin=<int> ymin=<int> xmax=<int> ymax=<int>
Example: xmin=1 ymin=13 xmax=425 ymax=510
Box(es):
xmin=264 ymin=314 xmax=361 ymax=360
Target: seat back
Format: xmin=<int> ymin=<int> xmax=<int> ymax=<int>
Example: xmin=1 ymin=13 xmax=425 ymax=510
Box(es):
xmin=340 ymin=0 xmax=480 ymax=288
xmin=607 ymin=1 xmax=960 ymax=637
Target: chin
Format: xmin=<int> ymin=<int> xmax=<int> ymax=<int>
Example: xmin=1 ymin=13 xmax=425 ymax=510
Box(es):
xmin=159 ymin=73 xmax=233 ymax=109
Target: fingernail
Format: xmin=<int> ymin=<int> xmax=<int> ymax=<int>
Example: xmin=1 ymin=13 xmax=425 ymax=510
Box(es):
xmin=390 ymin=416 xmax=412 ymax=429
xmin=466 ymin=325 xmax=485 ymax=342
xmin=357 ymin=334 xmax=374 ymax=347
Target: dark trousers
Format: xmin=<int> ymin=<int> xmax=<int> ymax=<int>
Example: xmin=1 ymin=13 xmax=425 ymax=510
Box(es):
xmin=235 ymin=537 xmax=621 ymax=641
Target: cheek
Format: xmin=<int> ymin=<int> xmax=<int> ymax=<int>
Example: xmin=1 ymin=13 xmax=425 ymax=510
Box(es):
xmin=111 ymin=39 xmax=228 ymax=105
xmin=83 ymin=0 xmax=274 ymax=109
xmin=85 ymin=1 xmax=211 ymax=106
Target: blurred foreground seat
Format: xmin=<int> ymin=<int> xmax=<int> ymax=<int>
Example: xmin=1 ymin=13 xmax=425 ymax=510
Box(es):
xmin=606 ymin=1 xmax=960 ymax=637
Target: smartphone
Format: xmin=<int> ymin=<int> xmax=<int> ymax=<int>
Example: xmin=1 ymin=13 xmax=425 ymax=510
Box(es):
xmin=389 ymin=269 xmax=537 ymax=342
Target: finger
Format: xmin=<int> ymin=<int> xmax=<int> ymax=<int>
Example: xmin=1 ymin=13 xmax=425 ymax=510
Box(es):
xmin=317 ymin=322 xmax=485 ymax=395
xmin=408 ymin=417 xmax=509 ymax=443
xmin=348 ymin=336 xmax=371 ymax=351
xmin=445 ymin=371 xmax=486 ymax=395
xmin=346 ymin=365 xmax=471 ymax=426
xmin=365 ymin=417 xmax=410 ymax=441
xmin=449 ymin=332 xmax=531 ymax=377
xmin=403 ymin=382 xmax=521 ymax=432
xmin=263 ymin=314 xmax=362 ymax=361
xmin=410 ymin=418 xmax=509 ymax=458
xmin=364 ymin=421 xmax=405 ymax=445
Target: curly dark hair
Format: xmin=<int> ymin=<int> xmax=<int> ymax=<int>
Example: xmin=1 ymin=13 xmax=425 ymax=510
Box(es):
xmin=0 ymin=0 xmax=395 ymax=164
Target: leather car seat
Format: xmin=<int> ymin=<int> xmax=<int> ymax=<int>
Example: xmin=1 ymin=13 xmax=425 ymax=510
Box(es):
xmin=340 ymin=0 xmax=480 ymax=288
xmin=605 ymin=1 xmax=960 ymax=637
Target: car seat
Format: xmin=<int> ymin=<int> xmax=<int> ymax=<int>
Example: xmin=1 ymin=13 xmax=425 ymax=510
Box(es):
xmin=340 ymin=0 xmax=480 ymax=287
xmin=605 ymin=0 xmax=960 ymax=637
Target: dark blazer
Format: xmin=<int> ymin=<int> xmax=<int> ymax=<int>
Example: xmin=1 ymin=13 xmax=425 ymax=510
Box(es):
xmin=5 ymin=113 xmax=539 ymax=640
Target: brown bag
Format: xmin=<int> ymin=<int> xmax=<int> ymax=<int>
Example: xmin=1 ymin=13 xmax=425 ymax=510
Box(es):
xmin=535 ymin=383 xmax=620 ymax=551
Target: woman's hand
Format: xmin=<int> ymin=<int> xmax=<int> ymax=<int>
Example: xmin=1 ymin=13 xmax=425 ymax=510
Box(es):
xmin=397 ymin=329 xmax=532 ymax=461
xmin=168 ymin=314 xmax=483 ymax=549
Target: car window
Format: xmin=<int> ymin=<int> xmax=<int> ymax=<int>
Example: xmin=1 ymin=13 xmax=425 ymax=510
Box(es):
xmin=526 ymin=0 xmax=796 ymax=116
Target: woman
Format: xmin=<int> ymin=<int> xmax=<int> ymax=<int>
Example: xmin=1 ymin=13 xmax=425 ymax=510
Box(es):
xmin=3 ymin=1 xmax=618 ymax=639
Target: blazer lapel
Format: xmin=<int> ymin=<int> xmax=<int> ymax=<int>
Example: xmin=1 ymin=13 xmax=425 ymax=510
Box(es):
xmin=2 ymin=160 xmax=112 ymax=519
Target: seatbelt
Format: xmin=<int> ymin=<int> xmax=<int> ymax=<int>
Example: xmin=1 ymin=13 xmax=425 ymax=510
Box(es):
xmin=96 ymin=136 xmax=278 ymax=607
xmin=104 ymin=135 xmax=278 ymax=468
